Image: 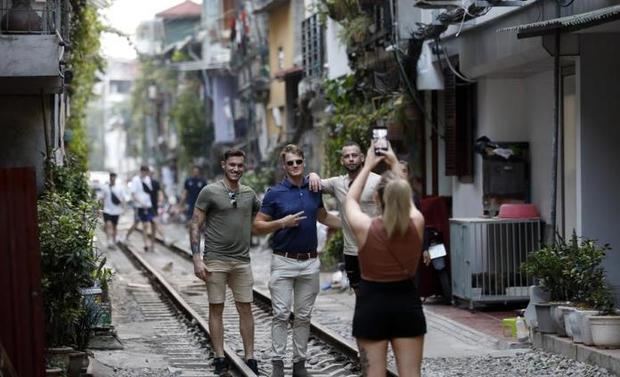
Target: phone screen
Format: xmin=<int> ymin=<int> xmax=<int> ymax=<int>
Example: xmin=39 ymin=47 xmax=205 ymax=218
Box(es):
xmin=373 ymin=128 xmax=388 ymax=153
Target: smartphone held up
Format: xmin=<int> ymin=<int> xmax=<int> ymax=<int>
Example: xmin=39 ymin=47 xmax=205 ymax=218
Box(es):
xmin=372 ymin=127 xmax=388 ymax=155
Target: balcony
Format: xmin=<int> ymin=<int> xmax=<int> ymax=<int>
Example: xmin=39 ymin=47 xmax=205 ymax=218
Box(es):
xmin=0 ymin=0 xmax=65 ymax=94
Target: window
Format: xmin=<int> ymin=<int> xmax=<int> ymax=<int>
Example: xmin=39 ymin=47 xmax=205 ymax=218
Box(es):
xmin=302 ymin=13 xmax=324 ymax=78
xmin=444 ymin=69 xmax=475 ymax=178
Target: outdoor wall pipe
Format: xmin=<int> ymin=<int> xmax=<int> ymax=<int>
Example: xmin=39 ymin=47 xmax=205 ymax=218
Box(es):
xmin=550 ymin=2 xmax=561 ymax=243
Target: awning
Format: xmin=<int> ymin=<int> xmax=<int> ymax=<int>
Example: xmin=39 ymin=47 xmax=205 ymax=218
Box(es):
xmin=499 ymin=5 xmax=620 ymax=39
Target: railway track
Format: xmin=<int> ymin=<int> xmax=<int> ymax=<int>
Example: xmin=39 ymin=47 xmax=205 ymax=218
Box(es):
xmin=119 ymin=235 xmax=398 ymax=377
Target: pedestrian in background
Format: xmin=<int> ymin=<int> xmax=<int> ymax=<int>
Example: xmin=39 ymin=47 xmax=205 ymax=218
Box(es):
xmin=345 ymin=143 xmax=426 ymax=377
xmin=179 ymin=165 xmax=207 ymax=224
xmin=148 ymin=169 xmax=168 ymax=245
xmin=307 ymin=141 xmax=381 ymax=294
xmin=101 ymin=172 xmax=124 ymax=249
xmin=253 ymin=144 xmax=341 ymax=377
xmin=190 ymin=149 xmax=261 ymax=375
xmin=128 ymin=166 xmax=154 ymax=252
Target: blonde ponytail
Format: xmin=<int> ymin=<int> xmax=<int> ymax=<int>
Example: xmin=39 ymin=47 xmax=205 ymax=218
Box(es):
xmin=377 ymin=173 xmax=412 ymax=238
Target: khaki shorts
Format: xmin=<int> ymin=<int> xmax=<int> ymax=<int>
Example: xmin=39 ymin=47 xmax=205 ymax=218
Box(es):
xmin=204 ymin=259 xmax=253 ymax=304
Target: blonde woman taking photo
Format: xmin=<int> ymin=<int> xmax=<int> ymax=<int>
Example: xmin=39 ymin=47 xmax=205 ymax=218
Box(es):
xmin=344 ymin=142 xmax=426 ymax=377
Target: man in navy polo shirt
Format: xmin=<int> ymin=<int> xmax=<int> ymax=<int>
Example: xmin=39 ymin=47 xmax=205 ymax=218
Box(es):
xmin=180 ymin=165 xmax=207 ymax=223
xmin=253 ymin=144 xmax=340 ymax=377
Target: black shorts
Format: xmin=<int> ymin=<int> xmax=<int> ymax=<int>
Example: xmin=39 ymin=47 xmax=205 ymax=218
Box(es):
xmin=352 ymin=279 xmax=427 ymax=340
xmin=103 ymin=213 xmax=119 ymax=226
xmin=344 ymin=254 xmax=361 ymax=289
xmin=137 ymin=208 xmax=154 ymax=222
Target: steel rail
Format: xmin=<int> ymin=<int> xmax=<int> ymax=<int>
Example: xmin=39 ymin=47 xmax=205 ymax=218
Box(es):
xmin=118 ymin=242 xmax=256 ymax=376
xmin=156 ymin=235 xmax=399 ymax=377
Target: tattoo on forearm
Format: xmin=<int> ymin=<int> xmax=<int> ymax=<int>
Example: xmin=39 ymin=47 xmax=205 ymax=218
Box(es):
xmin=189 ymin=211 xmax=203 ymax=256
xmin=359 ymin=348 xmax=369 ymax=377
xmin=191 ymin=241 xmax=200 ymax=256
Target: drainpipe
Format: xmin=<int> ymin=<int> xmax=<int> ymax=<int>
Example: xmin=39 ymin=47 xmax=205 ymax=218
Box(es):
xmin=550 ymin=2 xmax=561 ymax=243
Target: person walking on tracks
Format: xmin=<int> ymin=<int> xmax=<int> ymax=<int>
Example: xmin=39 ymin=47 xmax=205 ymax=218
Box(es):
xmin=307 ymin=141 xmax=381 ymax=294
xmin=345 ymin=142 xmax=426 ymax=377
xmin=190 ymin=148 xmax=261 ymax=375
xmin=128 ymin=166 xmax=154 ymax=252
xmin=253 ymin=144 xmax=341 ymax=377
xmin=101 ymin=172 xmax=124 ymax=250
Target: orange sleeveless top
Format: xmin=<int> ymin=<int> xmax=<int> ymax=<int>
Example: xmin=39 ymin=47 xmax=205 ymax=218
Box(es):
xmin=358 ymin=218 xmax=422 ymax=282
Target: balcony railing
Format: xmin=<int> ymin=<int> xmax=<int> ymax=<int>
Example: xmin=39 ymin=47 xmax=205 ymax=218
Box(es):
xmin=0 ymin=0 xmax=62 ymax=35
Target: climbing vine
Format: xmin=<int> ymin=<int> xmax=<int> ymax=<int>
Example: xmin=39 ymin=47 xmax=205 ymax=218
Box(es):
xmin=66 ymin=1 xmax=105 ymax=172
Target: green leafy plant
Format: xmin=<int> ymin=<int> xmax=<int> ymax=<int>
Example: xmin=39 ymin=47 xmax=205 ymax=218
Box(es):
xmin=316 ymin=0 xmax=360 ymax=22
xmin=320 ymin=230 xmax=343 ymax=271
xmin=39 ymin=189 xmax=100 ymax=347
xmin=170 ymin=81 xmax=212 ymax=168
xmin=323 ymin=75 xmax=393 ymax=177
xmin=73 ymin=297 xmax=103 ymax=351
xmin=590 ymin=283 xmax=616 ymax=315
xmin=522 ymin=233 xmax=613 ymax=305
xmin=338 ymin=14 xmax=373 ymax=47
xmin=66 ymin=2 xmax=106 ymax=172
xmin=243 ymin=168 xmax=275 ymax=195
xmin=521 ymin=243 xmax=567 ymax=301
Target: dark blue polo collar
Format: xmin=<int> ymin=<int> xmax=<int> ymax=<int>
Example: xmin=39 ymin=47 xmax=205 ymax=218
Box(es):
xmin=281 ymin=176 xmax=309 ymax=189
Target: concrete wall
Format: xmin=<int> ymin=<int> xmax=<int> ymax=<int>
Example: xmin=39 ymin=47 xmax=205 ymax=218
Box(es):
xmin=578 ymin=33 xmax=620 ymax=299
xmin=0 ymin=96 xmax=48 ymax=190
xmin=451 ymin=73 xmax=554 ymax=220
xmin=524 ymin=70 xmax=554 ymax=225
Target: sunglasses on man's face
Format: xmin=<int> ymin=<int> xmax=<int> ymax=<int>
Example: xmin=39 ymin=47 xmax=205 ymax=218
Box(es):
xmin=286 ymin=159 xmax=304 ymax=167
xmin=228 ymin=192 xmax=237 ymax=208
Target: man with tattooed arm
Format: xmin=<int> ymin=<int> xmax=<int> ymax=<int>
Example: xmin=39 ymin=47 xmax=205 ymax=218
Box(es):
xmin=189 ymin=148 xmax=261 ymax=376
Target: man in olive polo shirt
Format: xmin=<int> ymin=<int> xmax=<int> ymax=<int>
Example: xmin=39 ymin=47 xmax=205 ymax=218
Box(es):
xmin=190 ymin=148 xmax=261 ymax=375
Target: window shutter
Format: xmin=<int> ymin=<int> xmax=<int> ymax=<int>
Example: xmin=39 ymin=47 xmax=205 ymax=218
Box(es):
xmin=444 ymin=69 xmax=476 ymax=178
xmin=444 ymin=70 xmax=457 ymax=176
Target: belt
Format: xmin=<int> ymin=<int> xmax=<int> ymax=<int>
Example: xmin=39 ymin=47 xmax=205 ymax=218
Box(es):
xmin=273 ymin=250 xmax=317 ymax=260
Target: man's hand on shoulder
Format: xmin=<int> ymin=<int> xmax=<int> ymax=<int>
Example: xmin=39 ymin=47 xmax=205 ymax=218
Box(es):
xmin=307 ymin=172 xmax=322 ymax=192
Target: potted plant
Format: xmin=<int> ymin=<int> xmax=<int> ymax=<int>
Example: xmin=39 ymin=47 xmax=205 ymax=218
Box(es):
xmin=522 ymin=242 xmax=567 ymax=333
xmin=588 ymin=283 xmax=620 ymax=348
xmin=560 ymin=236 xmax=612 ymax=344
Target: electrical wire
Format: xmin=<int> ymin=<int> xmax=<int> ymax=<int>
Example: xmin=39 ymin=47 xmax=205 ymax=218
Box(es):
xmin=441 ymin=45 xmax=476 ymax=83
xmin=388 ymin=0 xmax=445 ymax=138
